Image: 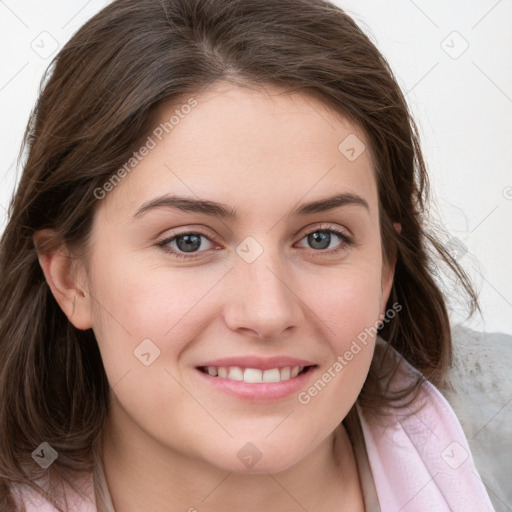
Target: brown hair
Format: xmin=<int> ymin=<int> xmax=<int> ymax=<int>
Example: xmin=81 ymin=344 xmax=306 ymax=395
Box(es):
xmin=0 ymin=0 xmax=478 ymax=509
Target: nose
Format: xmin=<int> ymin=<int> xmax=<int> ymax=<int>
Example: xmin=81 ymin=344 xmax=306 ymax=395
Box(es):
xmin=222 ymin=245 xmax=304 ymax=340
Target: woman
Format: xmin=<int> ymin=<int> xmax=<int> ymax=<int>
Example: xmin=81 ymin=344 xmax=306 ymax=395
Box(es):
xmin=0 ymin=0 xmax=495 ymax=510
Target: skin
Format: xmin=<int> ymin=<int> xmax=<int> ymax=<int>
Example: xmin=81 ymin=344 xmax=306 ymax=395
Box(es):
xmin=35 ymin=81 xmax=396 ymax=511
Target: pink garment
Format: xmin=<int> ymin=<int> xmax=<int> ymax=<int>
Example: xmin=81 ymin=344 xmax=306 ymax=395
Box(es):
xmin=12 ymin=347 xmax=495 ymax=511
xmin=356 ymin=348 xmax=495 ymax=511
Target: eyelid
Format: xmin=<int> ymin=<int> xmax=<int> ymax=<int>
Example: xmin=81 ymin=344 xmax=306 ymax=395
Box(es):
xmin=295 ymin=222 xmax=352 ymax=240
xmin=156 ymin=225 xmax=220 ymax=244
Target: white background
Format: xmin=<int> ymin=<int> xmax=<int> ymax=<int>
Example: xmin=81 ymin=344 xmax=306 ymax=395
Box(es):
xmin=1 ymin=0 xmax=511 ymax=334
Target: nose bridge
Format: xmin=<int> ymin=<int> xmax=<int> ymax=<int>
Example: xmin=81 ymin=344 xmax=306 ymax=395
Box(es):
xmin=223 ymin=234 xmax=302 ymax=338
xmin=238 ymin=236 xmax=292 ymax=302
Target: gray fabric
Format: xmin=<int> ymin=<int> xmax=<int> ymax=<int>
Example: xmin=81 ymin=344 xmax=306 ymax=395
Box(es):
xmin=440 ymin=325 xmax=512 ymax=512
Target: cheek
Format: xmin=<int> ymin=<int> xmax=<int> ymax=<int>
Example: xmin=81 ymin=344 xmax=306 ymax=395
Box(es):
xmin=307 ymin=263 xmax=384 ymax=342
xmin=89 ymin=249 xmax=198 ymax=338
xmin=310 ymin=264 xmax=383 ymax=366
xmin=293 ymin=271 xmax=382 ymax=425
xmin=86 ymin=250 xmax=233 ymax=395
xmin=86 ymin=258 xmax=199 ymax=435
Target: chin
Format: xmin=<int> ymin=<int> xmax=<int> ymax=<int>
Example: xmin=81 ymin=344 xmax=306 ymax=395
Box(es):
xmin=200 ymin=438 xmax=309 ymax=475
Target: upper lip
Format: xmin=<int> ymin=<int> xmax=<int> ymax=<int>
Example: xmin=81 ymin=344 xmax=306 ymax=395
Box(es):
xmin=195 ymin=356 xmax=316 ymax=370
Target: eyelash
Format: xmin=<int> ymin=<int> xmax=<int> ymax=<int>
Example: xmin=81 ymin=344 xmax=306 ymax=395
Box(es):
xmin=156 ymin=225 xmax=354 ymax=260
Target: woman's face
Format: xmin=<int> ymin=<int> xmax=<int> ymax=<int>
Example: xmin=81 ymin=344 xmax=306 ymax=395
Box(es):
xmin=82 ymin=82 xmax=394 ymax=473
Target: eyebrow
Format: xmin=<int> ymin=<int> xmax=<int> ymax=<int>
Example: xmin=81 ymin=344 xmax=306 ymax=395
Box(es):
xmin=131 ymin=192 xmax=369 ymax=221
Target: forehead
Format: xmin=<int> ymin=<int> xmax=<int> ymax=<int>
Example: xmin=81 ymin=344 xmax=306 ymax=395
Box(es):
xmin=99 ymin=82 xmax=378 ymax=223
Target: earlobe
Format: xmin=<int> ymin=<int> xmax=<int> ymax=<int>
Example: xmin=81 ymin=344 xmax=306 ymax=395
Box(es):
xmin=378 ymin=262 xmax=396 ymax=325
xmin=380 ymin=234 xmax=399 ymax=317
xmin=383 ymin=222 xmax=401 ymax=303
xmin=381 ymin=261 xmax=395 ymax=300
xmin=33 ymin=229 xmax=93 ymax=330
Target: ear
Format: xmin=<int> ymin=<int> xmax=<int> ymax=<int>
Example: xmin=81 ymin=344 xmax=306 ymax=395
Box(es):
xmin=33 ymin=229 xmax=93 ymax=330
xmin=379 ymin=222 xmax=401 ymax=313
xmin=380 ymin=261 xmax=395 ymax=311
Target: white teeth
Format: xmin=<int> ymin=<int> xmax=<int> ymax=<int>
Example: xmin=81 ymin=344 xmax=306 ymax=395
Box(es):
xmin=227 ymin=366 xmax=244 ymax=381
xmin=204 ymin=365 xmax=306 ymax=383
xmin=280 ymin=367 xmax=291 ymax=380
xmin=244 ymin=368 xmax=263 ymax=383
xmin=262 ymin=368 xmax=281 ymax=382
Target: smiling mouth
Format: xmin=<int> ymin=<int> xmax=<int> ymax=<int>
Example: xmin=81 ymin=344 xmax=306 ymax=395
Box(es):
xmin=197 ymin=365 xmax=314 ymax=383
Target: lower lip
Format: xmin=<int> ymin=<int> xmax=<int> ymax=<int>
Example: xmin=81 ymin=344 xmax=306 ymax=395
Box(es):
xmin=194 ymin=367 xmax=316 ymax=401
